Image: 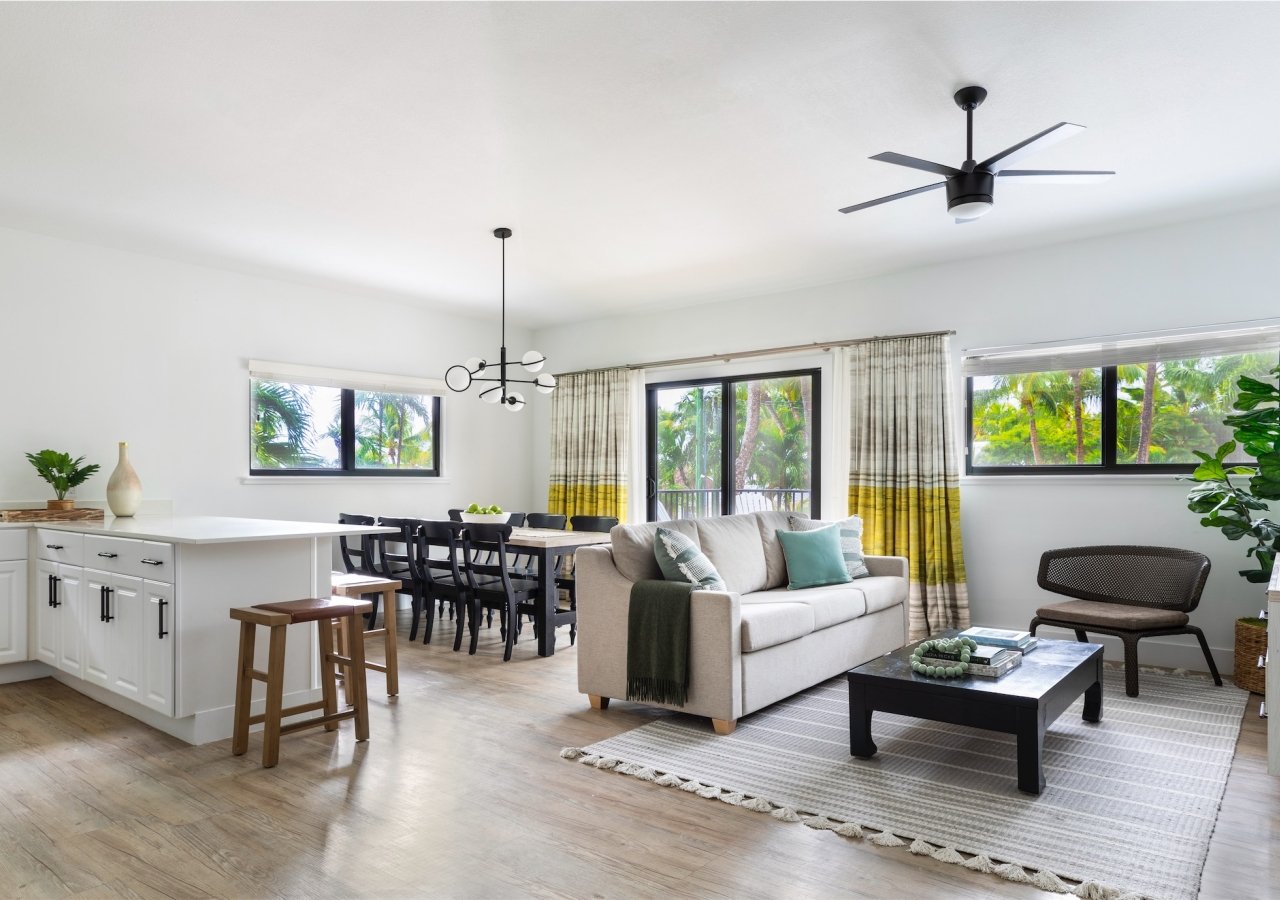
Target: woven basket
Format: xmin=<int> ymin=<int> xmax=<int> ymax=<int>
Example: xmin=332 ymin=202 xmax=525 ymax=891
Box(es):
xmin=1233 ymin=617 xmax=1267 ymax=695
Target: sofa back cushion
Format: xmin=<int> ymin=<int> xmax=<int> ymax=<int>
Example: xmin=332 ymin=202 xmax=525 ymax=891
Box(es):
xmin=754 ymin=510 xmax=793 ymax=589
xmin=693 ymin=514 xmax=768 ymax=594
xmin=610 ymin=519 xmax=699 ymax=583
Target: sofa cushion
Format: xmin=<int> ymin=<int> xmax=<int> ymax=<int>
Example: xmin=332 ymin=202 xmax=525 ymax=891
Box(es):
xmin=789 ymin=514 xmax=870 ymax=579
xmin=610 ymin=519 xmax=699 ymax=583
xmin=755 ymin=510 xmax=794 ymax=590
xmin=654 ymin=527 xmax=727 ymax=591
xmin=742 ymin=584 xmax=868 ymax=632
xmin=851 ymin=575 xmax=909 ymax=614
xmin=740 ymin=601 xmax=815 ymax=652
xmin=776 ymin=525 xmax=852 ymax=589
xmin=694 ymin=514 xmax=768 ymax=594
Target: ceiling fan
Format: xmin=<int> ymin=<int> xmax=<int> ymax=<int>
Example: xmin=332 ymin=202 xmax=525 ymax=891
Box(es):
xmin=839 ymin=86 xmax=1114 ymax=222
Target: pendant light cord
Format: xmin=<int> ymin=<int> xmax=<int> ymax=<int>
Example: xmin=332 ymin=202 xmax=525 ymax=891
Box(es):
xmin=500 ymin=232 xmax=506 ymax=350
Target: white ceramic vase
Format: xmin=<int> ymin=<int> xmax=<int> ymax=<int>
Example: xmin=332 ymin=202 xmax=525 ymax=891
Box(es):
xmin=106 ymin=441 xmax=143 ymax=517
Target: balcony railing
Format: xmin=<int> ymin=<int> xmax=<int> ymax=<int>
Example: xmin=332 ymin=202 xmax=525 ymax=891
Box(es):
xmin=655 ymin=488 xmax=811 ymax=520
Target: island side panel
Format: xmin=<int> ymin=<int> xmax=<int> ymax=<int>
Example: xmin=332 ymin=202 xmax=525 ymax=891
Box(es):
xmin=176 ymin=536 xmax=327 ymax=742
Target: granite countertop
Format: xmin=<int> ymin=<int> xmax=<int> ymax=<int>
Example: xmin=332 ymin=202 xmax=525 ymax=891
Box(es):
xmin=0 ymin=515 xmax=394 ymax=545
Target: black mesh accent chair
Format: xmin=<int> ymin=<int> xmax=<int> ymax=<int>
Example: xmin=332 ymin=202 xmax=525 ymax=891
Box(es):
xmin=414 ymin=521 xmax=472 ymax=651
xmin=375 ymin=517 xmax=425 ymax=638
xmin=457 ymin=523 xmax=540 ymax=661
xmin=337 ymin=513 xmax=377 ymax=575
xmin=1030 ymin=545 xmax=1223 ymax=697
xmin=555 ymin=516 xmax=621 ymax=645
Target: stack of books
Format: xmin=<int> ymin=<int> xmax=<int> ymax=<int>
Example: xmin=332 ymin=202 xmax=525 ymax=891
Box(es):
xmin=920 ymin=643 xmax=1022 ymax=678
xmin=959 ymin=626 xmax=1038 ymax=654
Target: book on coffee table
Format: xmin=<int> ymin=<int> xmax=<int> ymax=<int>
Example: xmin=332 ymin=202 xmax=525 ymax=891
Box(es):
xmin=920 ymin=653 xmax=1022 ymax=678
xmin=959 ymin=626 xmax=1038 ymax=652
xmin=923 ymin=644 xmax=1018 ymax=666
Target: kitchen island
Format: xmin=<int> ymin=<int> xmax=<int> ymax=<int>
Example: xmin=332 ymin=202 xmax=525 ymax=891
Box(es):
xmin=0 ymin=515 xmax=391 ymax=744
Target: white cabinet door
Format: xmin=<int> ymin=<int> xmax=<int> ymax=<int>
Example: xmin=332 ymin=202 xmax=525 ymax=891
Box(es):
xmin=142 ymin=580 xmax=175 ymax=715
xmin=34 ymin=558 xmax=60 ymax=665
xmin=56 ymin=564 xmax=84 ymax=677
xmin=108 ymin=575 xmax=145 ymax=702
xmin=0 ymin=559 xmax=27 ymax=664
xmin=82 ymin=568 xmax=110 ymax=686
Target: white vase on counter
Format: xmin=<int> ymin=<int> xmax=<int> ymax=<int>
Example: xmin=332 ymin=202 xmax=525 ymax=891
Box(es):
xmin=106 ymin=441 xmax=143 ymax=517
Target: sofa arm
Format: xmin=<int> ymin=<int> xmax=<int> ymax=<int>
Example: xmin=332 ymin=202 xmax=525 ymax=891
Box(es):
xmin=865 ymin=554 xmax=908 ymax=581
xmin=576 ymin=545 xmax=743 ymax=722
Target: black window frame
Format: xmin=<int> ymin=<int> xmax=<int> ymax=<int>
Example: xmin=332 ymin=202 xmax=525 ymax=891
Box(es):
xmin=965 ymin=351 xmax=1280 ymax=475
xmin=250 ymin=381 xmax=443 ymax=478
xmin=645 ymin=367 xmax=821 ymax=520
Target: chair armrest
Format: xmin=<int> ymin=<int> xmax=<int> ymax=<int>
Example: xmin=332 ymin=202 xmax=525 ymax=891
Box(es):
xmin=576 ymin=545 xmax=743 ymax=722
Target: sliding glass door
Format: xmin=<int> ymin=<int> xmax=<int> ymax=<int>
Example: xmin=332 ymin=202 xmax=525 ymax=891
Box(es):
xmin=646 ymin=369 xmax=819 ymax=521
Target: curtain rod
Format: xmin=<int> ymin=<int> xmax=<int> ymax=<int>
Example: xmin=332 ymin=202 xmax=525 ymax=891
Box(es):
xmin=554 ymin=329 xmax=956 ymax=378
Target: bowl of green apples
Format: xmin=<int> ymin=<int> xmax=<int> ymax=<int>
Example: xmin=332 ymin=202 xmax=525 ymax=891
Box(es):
xmin=460 ymin=503 xmax=509 ymax=524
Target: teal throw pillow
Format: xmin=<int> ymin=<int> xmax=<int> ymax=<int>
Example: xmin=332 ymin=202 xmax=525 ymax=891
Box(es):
xmin=776 ymin=525 xmax=852 ymax=590
xmin=788 ymin=514 xmax=871 ymax=579
xmin=654 ymin=526 xmax=727 ymax=591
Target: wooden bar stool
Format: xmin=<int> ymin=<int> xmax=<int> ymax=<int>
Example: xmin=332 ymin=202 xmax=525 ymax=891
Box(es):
xmin=331 ymin=572 xmax=401 ymax=697
xmin=230 ymin=596 xmax=372 ymax=768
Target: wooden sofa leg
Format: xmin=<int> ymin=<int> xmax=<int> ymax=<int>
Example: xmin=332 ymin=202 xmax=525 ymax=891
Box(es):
xmin=712 ymin=718 xmax=737 ymax=735
xmin=588 ymin=695 xmax=610 ymax=710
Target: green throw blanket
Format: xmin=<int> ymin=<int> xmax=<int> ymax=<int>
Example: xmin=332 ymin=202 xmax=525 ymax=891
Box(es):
xmin=626 ymin=579 xmax=696 ymax=707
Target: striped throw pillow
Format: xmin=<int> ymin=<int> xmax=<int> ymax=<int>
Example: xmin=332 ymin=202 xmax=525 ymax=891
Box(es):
xmin=788 ymin=515 xmax=871 ymax=579
xmin=654 ymin=527 xmax=727 ymax=591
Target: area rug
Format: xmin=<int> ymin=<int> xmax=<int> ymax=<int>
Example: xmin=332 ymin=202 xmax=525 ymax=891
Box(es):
xmin=562 ymin=669 xmax=1247 ymax=900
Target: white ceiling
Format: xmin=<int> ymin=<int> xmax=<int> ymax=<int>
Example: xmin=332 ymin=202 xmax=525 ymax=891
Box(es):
xmin=1 ymin=2 xmax=1279 ymax=327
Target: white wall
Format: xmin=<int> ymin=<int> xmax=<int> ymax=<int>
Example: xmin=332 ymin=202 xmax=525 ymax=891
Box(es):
xmin=530 ymin=204 xmax=1280 ymax=672
xmin=0 ymin=226 xmax=540 ymax=523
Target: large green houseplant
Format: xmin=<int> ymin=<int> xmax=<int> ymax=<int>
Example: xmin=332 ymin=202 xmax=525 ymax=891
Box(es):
xmin=1184 ymin=364 xmax=1280 ymax=583
xmin=25 ymin=449 xmax=100 ymax=510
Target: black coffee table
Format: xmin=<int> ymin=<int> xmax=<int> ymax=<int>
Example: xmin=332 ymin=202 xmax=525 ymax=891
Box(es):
xmin=846 ymin=635 xmax=1103 ymax=794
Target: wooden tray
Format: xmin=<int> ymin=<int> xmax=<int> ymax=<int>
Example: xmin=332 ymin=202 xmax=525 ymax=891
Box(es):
xmin=0 ymin=507 xmax=106 ymax=523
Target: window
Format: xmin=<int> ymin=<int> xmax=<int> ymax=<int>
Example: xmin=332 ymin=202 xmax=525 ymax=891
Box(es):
xmin=646 ymin=369 xmax=819 ymax=520
xmin=965 ymin=328 xmax=1280 ymax=474
xmin=249 ymin=363 xmax=442 ymax=477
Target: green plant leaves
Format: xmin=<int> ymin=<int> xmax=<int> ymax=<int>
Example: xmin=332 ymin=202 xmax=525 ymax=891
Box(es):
xmin=25 ymin=450 xmax=100 ymax=500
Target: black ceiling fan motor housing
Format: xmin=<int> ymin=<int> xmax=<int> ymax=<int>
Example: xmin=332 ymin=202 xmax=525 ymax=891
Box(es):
xmin=945 ymin=170 xmax=994 ymax=212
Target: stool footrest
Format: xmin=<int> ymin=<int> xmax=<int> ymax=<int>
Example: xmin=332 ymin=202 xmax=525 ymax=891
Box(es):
xmin=278 ymin=709 xmax=356 ymax=736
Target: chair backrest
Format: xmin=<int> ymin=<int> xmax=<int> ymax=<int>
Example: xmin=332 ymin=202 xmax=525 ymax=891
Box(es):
xmin=571 ymin=515 xmax=619 ymax=533
xmin=1037 ymin=545 xmax=1211 ymax=613
xmin=447 ymin=508 xmax=463 ymax=522
xmin=375 ymin=516 xmax=422 ymax=580
xmin=458 ymin=522 xmax=521 ymax=595
xmin=526 ymin=513 xmax=567 ymax=530
xmin=414 ymin=520 xmax=466 ymax=591
xmin=338 ymin=513 xmax=376 ymax=573
xmin=505 ymin=512 xmax=527 ymax=527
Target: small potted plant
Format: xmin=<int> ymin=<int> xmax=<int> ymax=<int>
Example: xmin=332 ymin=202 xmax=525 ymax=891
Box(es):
xmin=25 ymin=450 xmax=100 ymax=510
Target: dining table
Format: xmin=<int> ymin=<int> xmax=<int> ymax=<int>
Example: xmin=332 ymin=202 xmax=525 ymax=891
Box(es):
xmin=506 ymin=526 xmax=611 ymax=656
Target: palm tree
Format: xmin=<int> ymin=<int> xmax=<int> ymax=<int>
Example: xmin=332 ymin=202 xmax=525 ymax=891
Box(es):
xmin=252 ymin=381 xmax=314 ymax=467
xmin=356 ymin=392 xmax=434 ymax=468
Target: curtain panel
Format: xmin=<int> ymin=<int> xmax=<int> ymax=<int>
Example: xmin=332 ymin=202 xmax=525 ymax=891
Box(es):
xmin=547 ymin=368 xmax=632 ymax=523
xmin=847 ymin=334 xmax=968 ymax=638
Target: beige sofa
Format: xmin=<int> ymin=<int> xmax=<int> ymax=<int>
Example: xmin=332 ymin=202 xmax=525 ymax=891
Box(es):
xmin=575 ymin=511 xmax=909 ymax=733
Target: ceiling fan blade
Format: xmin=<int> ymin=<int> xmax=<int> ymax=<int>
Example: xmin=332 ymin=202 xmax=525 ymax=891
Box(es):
xmin=838 ymin=181 xmax=946 ymax=214
xmin=997 ymin=169 xmax=1115 ymax=184
xmin=870 ymin=152 xmax=961 ymax=177
xmin=978 ymin=122 xmax=1085 ymax=173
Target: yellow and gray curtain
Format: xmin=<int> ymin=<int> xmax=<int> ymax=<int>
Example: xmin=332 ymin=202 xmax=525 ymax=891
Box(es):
xmin=847 ymin=334 xmax=968 ymax=638
xmin=548 ymin=368 xmax=631 ymax=523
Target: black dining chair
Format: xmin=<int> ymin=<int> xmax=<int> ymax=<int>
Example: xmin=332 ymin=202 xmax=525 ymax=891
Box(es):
xmin=375 ymin=517 xmax=426 ymax=638
xmin=457 ymin=523 xmax=539 ymax=660
xmin=507 ymin=513 xmax=565 ymax=580
xmin=447 ymin=508 xmax=464 ymax=522
xmin=338 ymin=513 xmax=378 ymax=576
xmin=525 ymin=513 xmax=567 ymax=530
xmin=414 ymin=521 xmax=472 ymax=650
xmin=555 ymin=516 xmax=620 ymax=645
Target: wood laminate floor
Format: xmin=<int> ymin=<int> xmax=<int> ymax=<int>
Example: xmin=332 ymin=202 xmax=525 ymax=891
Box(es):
xmin=0 ymin=614 xmax=1275 ymax=899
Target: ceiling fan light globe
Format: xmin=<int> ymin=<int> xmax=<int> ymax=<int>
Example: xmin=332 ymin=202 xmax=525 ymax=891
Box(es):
xmin=521 ymin=350 xmax=546 ymax=373
xmin=949 ymin=200 xmax=993 ymax=220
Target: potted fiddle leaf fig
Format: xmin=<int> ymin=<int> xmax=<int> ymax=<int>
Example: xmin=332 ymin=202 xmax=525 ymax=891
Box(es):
xmin=25 ymin=449 xmax=101 ymax=510
xmin=1183 ymin=364 xmax=1280 ymax=583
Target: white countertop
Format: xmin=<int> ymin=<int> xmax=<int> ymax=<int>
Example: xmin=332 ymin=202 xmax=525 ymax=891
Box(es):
xmin=0 ymin=515 xmax=394 ymax=545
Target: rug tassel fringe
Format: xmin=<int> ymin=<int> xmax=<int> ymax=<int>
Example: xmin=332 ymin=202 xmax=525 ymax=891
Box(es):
xmin=802 ymin=815 xmax=838 ymax=831
xmin=678 ymin=780 xmax=704 ymax=794
xmin=867 ymin=830 xmax=905 ymax=847
xmin=908 ymin=838 xmax=936 ymax=856
xmin=962 ymin=853 xmax=995 ymax=873
xmin=578 ymin=754 xmax=601 ymax=766
xmin=740 ymin=797 xmax=773 ymax=813
xmin=931 ymin=846 xmax=965 ymax=865
xmin=770 ymin=807 xmax=801 ymax=823
xmin=559 ymin=747 xmax=585 ymax=760
xmin=654 ymin=773 xmax=684 ymax=788
xmin=719 ymin=791 xmax=745 ymax=806
xmin=1032 ymin=870 xmax=1072 ymax=893
xmin=695 ymin=784 xmax=722 ymax=799
xmin=993 ymin=862 xmax=1032 ymax=884
xmin=833 ymin=821 xmax=863 ymax=839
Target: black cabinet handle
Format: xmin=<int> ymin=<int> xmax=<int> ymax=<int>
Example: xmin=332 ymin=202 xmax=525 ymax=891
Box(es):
xmin=103 ymin=586 xmax=114 ymax=623
xmin=97 ymin=551 xmax=118 ymax=559
xmin=48 ymin=573 xmax=61 ymax=608
xmin=140 ymin=558 xmax=164 ymax=567
xmin=99 ymin=585 xmax=105 ymax=621
xmin=45 ymin=544 xmax=65 ymax=550
xmin=158 ymin=598 xmax=169 ymax=639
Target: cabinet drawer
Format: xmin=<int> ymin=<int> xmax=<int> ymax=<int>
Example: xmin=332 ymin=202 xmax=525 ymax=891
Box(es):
xmin=84 ymin=535 xmax=174 ymax=581
xmin=37 ymin=529 xmax=83 ymax=566
xmin=0 ymin=529 xmax=26 ymax=561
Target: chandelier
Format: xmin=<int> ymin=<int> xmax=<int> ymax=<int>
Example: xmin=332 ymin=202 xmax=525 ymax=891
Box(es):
xmin=444 ymin=227 xmax=555 ymax=411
